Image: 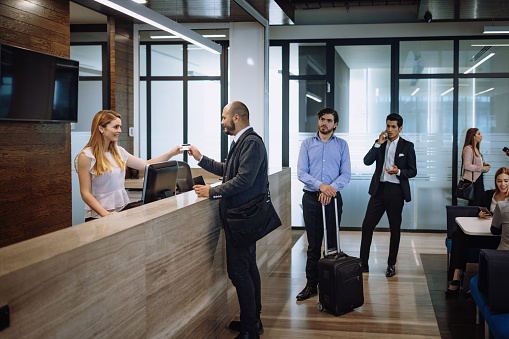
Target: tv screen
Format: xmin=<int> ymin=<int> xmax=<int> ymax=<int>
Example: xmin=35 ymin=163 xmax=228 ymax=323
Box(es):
xmin=142 ymin=161 xmax=179 ymax=204
xmin=0 ymin=44 xmax=79 ymax=122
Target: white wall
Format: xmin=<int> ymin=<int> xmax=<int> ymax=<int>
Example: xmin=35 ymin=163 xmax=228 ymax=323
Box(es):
xmin=229 ymin=22 xmax=265 ymax=136
xmin=270 ymin=21 xmax=509 ymax=40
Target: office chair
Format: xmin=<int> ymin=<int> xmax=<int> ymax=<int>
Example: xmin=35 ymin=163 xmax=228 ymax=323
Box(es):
xmin=176 ymin=161 xmax=194 ymax=194
xmin=445 ymin=205 xmax=480 ymax=273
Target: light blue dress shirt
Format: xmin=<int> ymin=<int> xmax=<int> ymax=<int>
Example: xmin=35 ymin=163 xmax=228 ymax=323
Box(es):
xmin=297 ymin=133 xmax=351 ymax=192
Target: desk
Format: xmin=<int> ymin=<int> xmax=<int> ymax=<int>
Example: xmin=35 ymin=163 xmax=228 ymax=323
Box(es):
xmin=456 ymin=217 xmax=497 ymax=236
xmin=0 ymin=169 xmax=291 ymax=339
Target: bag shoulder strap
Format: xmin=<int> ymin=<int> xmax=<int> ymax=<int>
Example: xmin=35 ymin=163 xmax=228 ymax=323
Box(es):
xmin=461 ymin=146 xmax=475 ymax=181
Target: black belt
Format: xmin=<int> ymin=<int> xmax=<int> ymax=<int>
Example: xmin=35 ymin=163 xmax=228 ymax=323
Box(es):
xmin=303 ymin=189 xmax=320 ymax=196
xmin=379 ymin=181 xmax=399 ymax=186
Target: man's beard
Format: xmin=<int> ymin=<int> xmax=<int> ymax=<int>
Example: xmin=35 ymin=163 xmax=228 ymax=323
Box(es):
xmin=223 ymin=120 xmax=235 ymax=135
xmin=319 ymin=125 xmax=333 ymax=134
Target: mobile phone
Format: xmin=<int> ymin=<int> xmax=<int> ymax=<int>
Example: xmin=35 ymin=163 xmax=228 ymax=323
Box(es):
xmin=181 ymin=143 xmax=190 ymax=151
xmin=503 ymin=147 xmax=509 ymax=153
xmin=193 ymin=175 xmax=205 ymax=186
xmin=479 ymin=206 xmax=492 ymax=216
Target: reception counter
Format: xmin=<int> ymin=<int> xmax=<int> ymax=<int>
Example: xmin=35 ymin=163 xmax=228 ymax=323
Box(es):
xmin=0 ymin=168 xmax=291 ymax=338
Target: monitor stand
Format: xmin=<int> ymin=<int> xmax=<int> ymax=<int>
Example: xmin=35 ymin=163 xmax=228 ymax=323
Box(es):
xmin=158 ymin=189 xmax=174 ymax=200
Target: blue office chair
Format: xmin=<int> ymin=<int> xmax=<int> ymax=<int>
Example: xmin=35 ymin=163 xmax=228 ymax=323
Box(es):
xmin=445 ymin=205 xmax=480 ymax=273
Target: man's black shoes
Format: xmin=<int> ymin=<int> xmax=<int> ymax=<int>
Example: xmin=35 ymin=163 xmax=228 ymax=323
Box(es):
xmin=229 ymin=320 xmax=264 ymax=335
xmin=234 ymin=331 xmax=260 ymax=339
xmin=386 ymin=265 xmax=396 ymax=277
xmin=296 ymin=285 xmax=317 ymax=301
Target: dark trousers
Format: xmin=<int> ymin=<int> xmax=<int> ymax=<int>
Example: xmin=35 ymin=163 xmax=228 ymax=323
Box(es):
xmin=225 ymin=232 xmax=261 ymax=333
xmin=360 ymin=182 xmax=405 ymax=266
xmin=448 ymin=227 xmax=500 ymax=281
xmin=302 ymin=190 xmax=343 ymax=288
xmin=468 ymin=173 xmax=485 ymax=207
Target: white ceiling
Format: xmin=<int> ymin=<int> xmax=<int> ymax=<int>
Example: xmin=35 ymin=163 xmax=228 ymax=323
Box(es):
xmin=70 ymin=2 xmax=107 ymax=24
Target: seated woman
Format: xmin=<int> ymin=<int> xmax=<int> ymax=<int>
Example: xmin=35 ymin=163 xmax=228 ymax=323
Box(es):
xmin=446 ymin=167 xmax=509 ymax=297
xmin=491 ymin=191 xmax=509 ymax=250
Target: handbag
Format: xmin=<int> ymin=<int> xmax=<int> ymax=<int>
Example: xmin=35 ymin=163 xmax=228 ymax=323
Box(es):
xmin=456 ymin=179 xmax=474 ymax=201
xmin=226 ymin=185 xmax=282 ymax=248
xmin=456 ymin=151 xmax=475 ymax=201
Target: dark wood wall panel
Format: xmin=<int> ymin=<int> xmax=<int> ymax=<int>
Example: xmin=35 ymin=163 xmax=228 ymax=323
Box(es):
xmin=0 ymin=0 xmax=71 ymax=248
xmin=108 ymin=17 xmax=134 ymax=153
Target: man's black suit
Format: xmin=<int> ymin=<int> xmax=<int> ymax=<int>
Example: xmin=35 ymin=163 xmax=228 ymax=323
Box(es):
xmin=198 ymin=127 xmax=267 ymax=335
xmin=360 ymin=137 xmax=417 ymax=266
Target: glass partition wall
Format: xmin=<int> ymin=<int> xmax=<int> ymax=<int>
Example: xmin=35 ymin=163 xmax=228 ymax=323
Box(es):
xmin=139 ymin=41 xmax=227 ymax=165
xmin=271 ymin=37 xmax=509 ymax=230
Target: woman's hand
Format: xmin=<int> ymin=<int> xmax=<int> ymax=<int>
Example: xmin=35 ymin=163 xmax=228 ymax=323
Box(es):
xmin=482 ymin=163 xmax=491 ymax=172
xmin=170 ymin=145 xmax=184 ymax=157
xmin=479 ymin=211 xmax=491 ymax=218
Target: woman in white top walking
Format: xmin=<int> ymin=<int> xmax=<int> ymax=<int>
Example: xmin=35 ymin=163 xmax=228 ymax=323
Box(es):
xmin=75 ymin=110 xmax=182 ymax=221
xmin=462 ymin=128 xmax=491 ymax=206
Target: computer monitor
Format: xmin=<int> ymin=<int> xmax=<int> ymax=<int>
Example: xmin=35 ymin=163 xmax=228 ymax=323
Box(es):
xmin=176 ymin=161 xmax=194 ymax=194
xmin=142 ymin=160 xmax=179 ymax=204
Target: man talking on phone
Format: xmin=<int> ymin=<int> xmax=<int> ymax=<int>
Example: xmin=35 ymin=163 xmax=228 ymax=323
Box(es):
xmin=360 ymin=113 xmax=417 ymax=277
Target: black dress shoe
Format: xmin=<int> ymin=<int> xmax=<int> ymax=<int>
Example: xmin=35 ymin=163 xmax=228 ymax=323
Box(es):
xmin=229 ymin=319 xmax=264 ymax=334
xmin=296 ymin=285 xmax=317 ymax=301
xmin=445 ymin=279 xmax=461 ymax=298
xmin=385 ymin=265 xmax=396 ymax=277
xmin=235 ymin=331 xmax=260 ymax=339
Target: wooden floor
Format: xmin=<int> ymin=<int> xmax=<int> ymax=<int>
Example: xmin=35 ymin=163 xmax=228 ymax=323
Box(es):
xmin=218 ymin=231 xmax=480 ymax=339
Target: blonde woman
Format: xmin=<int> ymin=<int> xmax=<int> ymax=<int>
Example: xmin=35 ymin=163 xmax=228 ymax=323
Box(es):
xmin=76 ymin=110 xmax=182 ymax=221
xmin=462 ymin=128 xmax=490 ymax=206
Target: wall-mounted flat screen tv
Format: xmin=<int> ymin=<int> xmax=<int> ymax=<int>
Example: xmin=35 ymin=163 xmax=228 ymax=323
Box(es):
xmin=0 ymin=44 xmax=79 ymax=122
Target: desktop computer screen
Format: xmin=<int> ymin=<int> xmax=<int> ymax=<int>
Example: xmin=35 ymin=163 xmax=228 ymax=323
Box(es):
xmin=142 ymin=160 xmax=179 ymax=204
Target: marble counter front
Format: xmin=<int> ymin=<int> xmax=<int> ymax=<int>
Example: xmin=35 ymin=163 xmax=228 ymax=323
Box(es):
xmin=0 ymin=168 xmax=291 ymax=338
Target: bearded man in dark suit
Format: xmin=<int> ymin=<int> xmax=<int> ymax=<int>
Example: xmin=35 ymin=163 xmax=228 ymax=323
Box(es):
xmin=188 ymin=101 xmax=266 ymax=339
xmin=360 ymin=113 xmax=417 ymax=277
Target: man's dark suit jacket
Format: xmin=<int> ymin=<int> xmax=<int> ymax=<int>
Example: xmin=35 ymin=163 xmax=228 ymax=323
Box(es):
xmin=364 ymin=137 xmax=417 ymax=202
xmin=198 ymin=127 xmax=268 ymax=219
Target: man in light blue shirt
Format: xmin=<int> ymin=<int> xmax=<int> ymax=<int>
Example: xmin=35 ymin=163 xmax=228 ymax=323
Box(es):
xmin=295 ymin=108 xmax=351 ymax=301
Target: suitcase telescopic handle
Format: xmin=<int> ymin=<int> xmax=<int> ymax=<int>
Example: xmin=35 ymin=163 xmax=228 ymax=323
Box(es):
xmin=322 ymin=196 xmax=340 ymax=256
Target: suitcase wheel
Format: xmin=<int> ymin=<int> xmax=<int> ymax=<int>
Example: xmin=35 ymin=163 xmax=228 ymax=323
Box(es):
xmin=317 ymin=302 xmax=324 ymax=312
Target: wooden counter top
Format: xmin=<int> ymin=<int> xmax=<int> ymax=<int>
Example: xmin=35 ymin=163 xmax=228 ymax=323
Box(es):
xmin=0 ymin=168 xmax=291 ymax=338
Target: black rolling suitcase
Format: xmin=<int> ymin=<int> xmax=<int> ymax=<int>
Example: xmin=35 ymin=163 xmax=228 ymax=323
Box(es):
xmin=317 ymin=198 xmax=364 ymax=315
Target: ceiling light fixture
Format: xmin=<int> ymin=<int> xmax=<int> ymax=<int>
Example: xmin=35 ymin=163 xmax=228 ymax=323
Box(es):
xmin=441 ymin=87 xmax=454 ymax=96
xmin=411 ymin=88 xmax=420 ymax=96
xmin=94 ymin=0 xmax=221 ymax=54
xmin=475 ymin=88 xmax=495 ymax=96
xmin=464 ymin=53 xmax=495 ymax=74
xmin=483 ymin=26 xmax=509 ymax=34
xmin=471 ymin=44 xmax=509 ymax=47
xmin=150 ymin=34 xmax=226 ymax=39
xmin=306 ymin=92 xmax=322 ymax=103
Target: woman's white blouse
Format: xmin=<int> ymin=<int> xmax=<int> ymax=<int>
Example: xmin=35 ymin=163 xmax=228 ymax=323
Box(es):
xmin=79 ymin=146 xmax=130 ymax=219
xmin=491 ymin=196 xmax=509 ymax=214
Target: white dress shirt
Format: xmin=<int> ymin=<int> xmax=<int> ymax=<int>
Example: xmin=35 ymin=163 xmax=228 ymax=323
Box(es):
xmin=376 ymin=137 xmax=400 ymax=184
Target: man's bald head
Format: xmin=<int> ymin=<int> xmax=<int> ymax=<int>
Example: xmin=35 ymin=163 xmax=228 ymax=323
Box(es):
xmin=226 ymin=101 xmax=250 ymax=123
